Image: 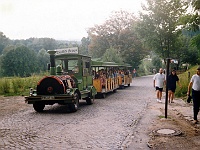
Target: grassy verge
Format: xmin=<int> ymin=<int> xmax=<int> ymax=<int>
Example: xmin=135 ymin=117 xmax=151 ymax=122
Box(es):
xmin=0 ymin=72 xmax=49 ymax=96
xmin=175 ymin=65 xmax=199 ymax=101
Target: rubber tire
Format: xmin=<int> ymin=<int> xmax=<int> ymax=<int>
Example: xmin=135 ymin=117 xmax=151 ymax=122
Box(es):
xmin=69 ymin=92 xmax=79 ymax=112
xmin=33 ymin=102 xmax=45 ymax=112
xmin=86 ymin=94 xmax=94 ymax=105
xmin=102 ymin=93 xmax=106 ymax=99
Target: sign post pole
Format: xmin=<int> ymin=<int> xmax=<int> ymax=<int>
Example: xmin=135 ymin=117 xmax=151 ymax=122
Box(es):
xmin=165 ymin=58 xmax=171 ymax=118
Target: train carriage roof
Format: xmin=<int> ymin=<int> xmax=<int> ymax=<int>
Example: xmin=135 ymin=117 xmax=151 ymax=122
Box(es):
xmin=91 ymin=60 xmax=118 ymax=67
xmin=118 ymin=63 xmax=132 ymax=68
xmin=91 ymin=59 xmax=132 ymax=68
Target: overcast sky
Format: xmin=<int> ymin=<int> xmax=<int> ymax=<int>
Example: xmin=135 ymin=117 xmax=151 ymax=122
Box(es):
xmin=0 ymin=0 xmax=145 ymax=41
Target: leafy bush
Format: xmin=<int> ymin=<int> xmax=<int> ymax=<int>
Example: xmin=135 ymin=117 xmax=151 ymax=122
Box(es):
xmin=0 ymin=72 xmax=49 ymax=96
xmin=12 ymin=77 xmax=24 ymax=93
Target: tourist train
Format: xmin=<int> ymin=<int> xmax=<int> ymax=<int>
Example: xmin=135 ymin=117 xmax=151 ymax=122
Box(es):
xmin=25 ymin=47 xmax=132 ymax=112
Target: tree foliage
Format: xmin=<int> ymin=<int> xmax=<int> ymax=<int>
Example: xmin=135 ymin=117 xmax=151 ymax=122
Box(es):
xmin=0 ymin=31 xmax=86 ymax=77
xmin=179 ymin=13 xmax=200 ymax=31
xmin=37 ymin=49 xmax=50 ymax=72
xmin=179 ymin=0 xmax=200 ymax=32
xmin=137 ymin=0 xmax=188 ymax=59
xmin=12 ymin=38 xmax=57 ymax=52
xmin=1 ymin=45 xmax=38 ymax=77
xmin=177 ymin=0 xmax=200 ymax=64
xmin=87 ymin=10 xmax=148 ymax=68
xmin=192 ymin=0 xmax=200 ymax=11
xmin=0 ymin=32 xmax=10 ymax=54
xmin=102 ymin=47 xmax=123 ymax=63
xmin=191 ymin=34 xmax=200 ymax=49
xmin=79 ymin=37 xmax=90 ymax=56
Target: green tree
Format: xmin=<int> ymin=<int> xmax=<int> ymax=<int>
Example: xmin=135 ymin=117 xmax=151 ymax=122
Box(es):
xmin=11 ymin=38 xmax=57 ymax=52
xmin=0 ymin=32 xmax=10 ymax=54
xmin=137 ymin=0 xmax=188 ymax=59
xmin=87 ymin=10 xmax=147 ymax=67
xmin=118 ymin=28 xmax=148 ymax=68
xmin=102 ymin=47 xmax=123 ymax=63
xmin=1 ymin=45 xmax=38 ymax=77
xmin=2 ymin=45 xmax=15 ymax=55
xmin=79 ymin=37 xmax=90 ymax=55
xmin=152 ymin=56 xmax=162 ymax=70
xmin=87 ymin=33 xmax=109 ymax=58
xmin=191 ymin=33 xmax=200 ymax=49
xmin=192 ymin=0 xmax=200 ymax=10
xmin=180 ymin=0 xmax=200 ymax=31
xmin=37 ymin=49 xmax=50 ymax=72
xmin=87 ymin=11 xmax=136 ymax=57
xmin=175 ymin=0 xmax=200 ymax=63
xmin=174 ymin=34 xmax=200 ymax=65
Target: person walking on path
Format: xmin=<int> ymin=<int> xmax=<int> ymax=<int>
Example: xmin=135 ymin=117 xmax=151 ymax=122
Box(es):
xmin=133 ymin=68 xmax=137 ymax=78
xmin=187 ymin=66 xmax=200 ymax=124
xmin=153 ymin=68 xmax=166 ymax=103
xmin=168 ymin=69 xmax=182 ymax=103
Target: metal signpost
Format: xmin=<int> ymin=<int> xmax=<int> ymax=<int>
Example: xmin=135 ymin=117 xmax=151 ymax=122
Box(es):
xmin=165 ymin=58 xmax=171 ymax=118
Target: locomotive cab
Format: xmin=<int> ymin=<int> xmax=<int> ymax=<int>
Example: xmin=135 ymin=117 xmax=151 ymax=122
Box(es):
xmin=55 ymin=51 xmax=92 ymax=91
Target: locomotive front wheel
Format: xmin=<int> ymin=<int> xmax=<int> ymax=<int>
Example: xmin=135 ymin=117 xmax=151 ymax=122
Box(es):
xmin=33 ymin=102 xmax=45 ymax=112
xmin=69 ymin=92 xmax=79 ymax=112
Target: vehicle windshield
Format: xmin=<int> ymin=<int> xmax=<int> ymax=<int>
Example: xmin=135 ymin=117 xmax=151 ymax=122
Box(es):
xmin=55 ymin=59 xmax=79 ymax=74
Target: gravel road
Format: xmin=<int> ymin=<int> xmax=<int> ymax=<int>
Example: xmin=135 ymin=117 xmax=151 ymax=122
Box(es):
xmin=0 ymin=75 xmax=155 ymax=150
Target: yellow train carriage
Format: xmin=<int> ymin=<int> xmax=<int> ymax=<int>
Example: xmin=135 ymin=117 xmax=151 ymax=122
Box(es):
xmin=92 ymin=61 xmax=119 ymax=98
xmin=117 ymin=63 xmax=132 ymax=89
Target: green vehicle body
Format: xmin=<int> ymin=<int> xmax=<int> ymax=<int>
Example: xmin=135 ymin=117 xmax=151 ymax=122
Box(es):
xmin=25 ymin=47 xmax=97 ymax=112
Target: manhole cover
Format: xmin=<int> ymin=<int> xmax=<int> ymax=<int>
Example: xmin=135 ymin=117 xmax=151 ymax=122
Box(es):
xmin=152 ymin=128 xmax=182 ymax=136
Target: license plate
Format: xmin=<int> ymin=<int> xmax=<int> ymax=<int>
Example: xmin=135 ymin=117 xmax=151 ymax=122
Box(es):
xmin=41 ymin=96 xmax=55 ymax=100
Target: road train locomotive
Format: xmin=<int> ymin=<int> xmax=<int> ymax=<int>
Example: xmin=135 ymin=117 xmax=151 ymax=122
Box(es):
xmin=25 ymin=47 xmax=132 ymax=112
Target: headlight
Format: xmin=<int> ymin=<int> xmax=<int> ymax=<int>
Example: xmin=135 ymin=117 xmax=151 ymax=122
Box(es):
xmin=29 ymin=88 xmax=33 ymax=96
xmin=29 ymin=88 xmax=37 ymax=96
xmin=66 ymin=89 xmax=71 ymax=94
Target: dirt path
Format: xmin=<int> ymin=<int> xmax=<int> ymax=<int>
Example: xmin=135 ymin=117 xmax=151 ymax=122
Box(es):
xmin=127 ymin=92 xmax=200 ymax=150
xmin=147 ymin=102 xmax=200 ymax=150
xmin=0 ymin=96 xmax=30 ymax=120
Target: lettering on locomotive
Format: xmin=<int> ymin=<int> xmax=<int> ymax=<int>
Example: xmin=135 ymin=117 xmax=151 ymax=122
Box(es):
xmin=55 ymin=47 xmax=78 ymax=55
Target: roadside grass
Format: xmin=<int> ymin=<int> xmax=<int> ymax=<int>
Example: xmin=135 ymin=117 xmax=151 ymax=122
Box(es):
xmin=0 ymin=72 xmax=49 ymax=96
